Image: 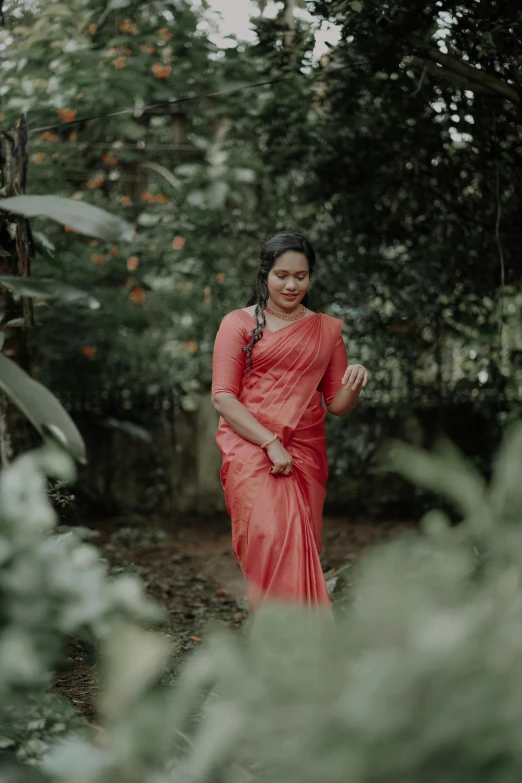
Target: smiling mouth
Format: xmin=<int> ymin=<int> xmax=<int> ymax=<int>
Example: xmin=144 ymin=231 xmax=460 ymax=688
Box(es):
xmin=282 ymin=293 xmax=298 ymax=298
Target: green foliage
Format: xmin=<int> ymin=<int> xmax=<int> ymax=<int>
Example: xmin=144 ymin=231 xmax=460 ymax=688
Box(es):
xmin=4 ymin=419 xmax=522 ymax=782
xmin=0 ymin=439 xmax=165 ymax=759
xmin=0 ymin=265 xmax=521 ymax=775
xmin=0 ymin=353 xmax=88 ymax=464
xmin=0 ymin=195 xmax=135 ymax=241
xmin=1 ymin=0 xmax=520 ymax=508
xmin=0 ymin=191 xmax=138 ymax=464
xmin=0 ymin=0 xmax=256 ymax=404
xmin=305 ymin=0 xmax=522 ymax=420
xmin=0 ymin=275 xmax=101 ymax=310
xmin=0 ymin=692 xmax=89 ymax=767
xmin=15 ymin=424 xmax=512 ymax=779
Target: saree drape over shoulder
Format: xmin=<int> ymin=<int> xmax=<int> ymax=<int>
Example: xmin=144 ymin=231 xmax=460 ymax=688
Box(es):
xmin=211 ymin=309 xmax=348 ymax=614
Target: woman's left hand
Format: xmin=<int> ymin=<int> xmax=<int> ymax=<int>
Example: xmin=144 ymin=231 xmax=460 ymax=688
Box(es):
xmin=341 ymin=364 xmax=368 ymax=391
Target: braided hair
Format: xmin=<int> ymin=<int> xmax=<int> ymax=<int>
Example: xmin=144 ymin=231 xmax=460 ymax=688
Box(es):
xmin=243 ymin=231 xmax=316 ymax=374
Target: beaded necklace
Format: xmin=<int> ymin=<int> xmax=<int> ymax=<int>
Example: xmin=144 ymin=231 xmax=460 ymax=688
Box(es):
xmin=264 ymin=303 xmax=306 ymax=322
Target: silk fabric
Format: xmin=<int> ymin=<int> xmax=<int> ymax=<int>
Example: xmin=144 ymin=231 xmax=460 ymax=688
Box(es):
xmin=211 ymin=309 xmax=348 ymax=614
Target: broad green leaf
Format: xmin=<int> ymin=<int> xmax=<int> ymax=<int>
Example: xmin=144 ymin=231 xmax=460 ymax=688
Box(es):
xmin=206 ymin=181 xmax=229 ymax=209
xmin=137 ymin=212 xmax=161 ymax=226
xmin=175 ymin=163 xmax=201 ymax=177
xmin=99 ymin=622 xmax=171 ymax=722
xmin=0 ymin=354 xmax=87 ymax=465
xmin=0 ymin=196 xmax=134 ymax=242
xmin=187 ymin=189 xmax=206 ymax=208
xmin=0 ymin=276 xmax=100 ymax=309
xmin=386 ymin=437 xmax=488 ymax=524
xmin=41 ymin=739 xmax=109 ymax=782
xmin=41 ymin=3 xmax=72 ymax=16
xmin=351 ymin=0 xmax=363 ymax=11
xmin=489 ymin=420 xmax=522 ymax=522
xmin=32 ymin=230 xmax=55 ymax=255
xmin=139 ymin=161 xmax=181 ymax=190
xmin=33 ymin=440 xmax=77 ymax=482
xmin=231 ymin=167 xmax=256 ymax=184
xmin=120 ymin=120 xmax=147 ymax=140
xmin=102 ymin=417 xmax=153 ymax=442
xmin=98 ymin=0 xmax=132 ymax=25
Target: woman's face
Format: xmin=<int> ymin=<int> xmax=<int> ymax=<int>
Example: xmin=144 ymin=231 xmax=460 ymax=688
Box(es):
xmin=266 ymin=251 xmax=309 ymax=311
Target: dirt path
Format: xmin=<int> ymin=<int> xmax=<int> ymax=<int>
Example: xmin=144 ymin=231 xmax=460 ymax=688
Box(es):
xmin=51 ymin=514 xmax=416 ymax=721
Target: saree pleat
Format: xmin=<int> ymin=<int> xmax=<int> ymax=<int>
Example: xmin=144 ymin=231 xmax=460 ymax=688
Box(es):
xmin=212 ymin=310 xmax=348 ymax=614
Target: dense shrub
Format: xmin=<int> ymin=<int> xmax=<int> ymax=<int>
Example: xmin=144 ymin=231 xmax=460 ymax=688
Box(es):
xmin=0 ymin=442 xmax=164 ymax=765
xmin=2 ymin=422 xmax=522 ymax=782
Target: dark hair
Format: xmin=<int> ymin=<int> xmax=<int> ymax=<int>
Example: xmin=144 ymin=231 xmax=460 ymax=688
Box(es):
xmin=243 ymin=230 xmax=316 ymax=374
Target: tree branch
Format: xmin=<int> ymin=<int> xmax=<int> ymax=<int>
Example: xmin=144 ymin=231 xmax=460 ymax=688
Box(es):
xmin=403 ymin=55 xmax=502 ymax=98
xmin=407 ymin=37 xmax=520 ymax=104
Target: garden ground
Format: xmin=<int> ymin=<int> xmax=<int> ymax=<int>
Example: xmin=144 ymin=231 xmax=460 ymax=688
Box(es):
xmin=51 ymin=513 xmax=417 ymax=722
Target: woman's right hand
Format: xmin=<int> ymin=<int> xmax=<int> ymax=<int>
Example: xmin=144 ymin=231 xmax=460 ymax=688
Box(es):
xmin=266 ymin=437 xmax=293 ymax=476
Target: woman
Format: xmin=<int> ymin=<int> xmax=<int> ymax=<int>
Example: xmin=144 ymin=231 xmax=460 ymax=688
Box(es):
xmin=211 ymin=231 xmax=368 ymax=615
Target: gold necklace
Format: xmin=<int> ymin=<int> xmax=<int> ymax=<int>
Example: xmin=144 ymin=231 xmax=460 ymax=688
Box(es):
xmin=265 ymin=303 xmax=306 ymax=322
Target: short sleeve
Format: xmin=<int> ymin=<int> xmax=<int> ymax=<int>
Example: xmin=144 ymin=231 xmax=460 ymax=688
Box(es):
xmin=319 ymin=332 xmax=349 ymax=407
xmin=211 ymin=311 xmax=248 ymax=398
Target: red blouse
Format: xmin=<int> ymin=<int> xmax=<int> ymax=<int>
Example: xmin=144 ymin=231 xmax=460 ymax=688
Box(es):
xmin=211 ymin=310 xmax=348 ymax=407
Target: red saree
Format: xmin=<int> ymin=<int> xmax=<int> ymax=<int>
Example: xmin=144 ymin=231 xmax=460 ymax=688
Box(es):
xmin=211 ymin=309 xmax=348 ymax=614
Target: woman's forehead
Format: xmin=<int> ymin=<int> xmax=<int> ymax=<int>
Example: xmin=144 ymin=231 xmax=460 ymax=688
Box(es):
xmin=272 ymin=251 xmax=308 ymax=271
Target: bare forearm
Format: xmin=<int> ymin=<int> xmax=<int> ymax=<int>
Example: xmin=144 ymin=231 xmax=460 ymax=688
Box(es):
xmin=211 ymin=393 xmax=274 ymax=445
xmin=328 ymin=386 xmax=362 ymax=417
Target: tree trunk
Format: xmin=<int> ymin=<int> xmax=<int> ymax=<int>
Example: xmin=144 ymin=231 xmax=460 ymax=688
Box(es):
xmin=0 ymin=115 xmax=35 ymax=466
xmin=283 ymin=0 xmax=296 ymax=54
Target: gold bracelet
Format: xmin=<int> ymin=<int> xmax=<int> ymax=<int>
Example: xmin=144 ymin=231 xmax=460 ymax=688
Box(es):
xmin=260 ymin=433 xmax=278 ymax=449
